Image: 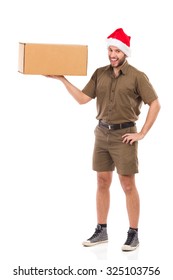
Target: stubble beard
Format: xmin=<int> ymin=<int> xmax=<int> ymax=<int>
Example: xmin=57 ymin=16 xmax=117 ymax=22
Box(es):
xmin=110 ymin=57 xmax=126 ymax=69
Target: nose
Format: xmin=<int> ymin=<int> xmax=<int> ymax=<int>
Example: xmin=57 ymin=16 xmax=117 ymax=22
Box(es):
xmin=110 ymin=50 xmax=116 ymax=57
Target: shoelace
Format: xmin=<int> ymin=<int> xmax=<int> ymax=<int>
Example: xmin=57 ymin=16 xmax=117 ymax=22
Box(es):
xmin=125 ymin=231 xmax=136 ymax=245
xmin=88 ymin=227 xmax=102 ymax=240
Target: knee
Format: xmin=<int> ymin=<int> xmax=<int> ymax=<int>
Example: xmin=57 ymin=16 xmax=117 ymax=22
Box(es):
xmin=97 ymin=172 xmax=112 ymax=190
xmin=122 ymin=182 xmax=133 ymax=194
xmin=119 ymin=175 xmax=135 ymax=194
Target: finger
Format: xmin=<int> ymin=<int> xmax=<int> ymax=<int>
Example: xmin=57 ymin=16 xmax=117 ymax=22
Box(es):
xmin=122 ymin=137 xmax=127 ymax=143
xmin=122 ymin=133 xmax=129 ymax=138
xmin=122 ymin=137 xmax=130 ymax=143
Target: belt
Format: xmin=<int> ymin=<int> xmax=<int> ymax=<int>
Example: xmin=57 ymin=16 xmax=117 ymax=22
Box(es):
xmin=99 ymin=120 xmax=135 ymax=130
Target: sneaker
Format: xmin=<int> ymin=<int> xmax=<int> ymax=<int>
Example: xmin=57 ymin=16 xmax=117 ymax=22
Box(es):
xmin=121 ymin=228 xmax=139 ymax=251
xmin=82 ymin=224 xmax=108 ymax=247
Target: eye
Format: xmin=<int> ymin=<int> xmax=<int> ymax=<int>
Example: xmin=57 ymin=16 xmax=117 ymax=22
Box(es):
xmin=108 ymin=47 xmax=113 ymax=52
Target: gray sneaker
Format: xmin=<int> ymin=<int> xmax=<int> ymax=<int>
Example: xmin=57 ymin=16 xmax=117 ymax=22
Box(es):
xmin=121 ymin=228 xmax=139 ymax=251
xmin=82 ymin=224 xmax=108 ymax=247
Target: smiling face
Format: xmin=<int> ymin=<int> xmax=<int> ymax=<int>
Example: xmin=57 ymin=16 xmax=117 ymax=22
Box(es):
xmin=108 ymin=45 xmax=126 ymax=68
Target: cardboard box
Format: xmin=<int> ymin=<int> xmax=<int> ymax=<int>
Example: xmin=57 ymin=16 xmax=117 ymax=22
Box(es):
xmin=18 ymin=43 xmax=88 ymax=76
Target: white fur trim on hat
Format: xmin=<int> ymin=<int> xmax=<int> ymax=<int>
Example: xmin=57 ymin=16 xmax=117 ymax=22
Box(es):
xmin=107 ymin=38 xmax=131 ymax=57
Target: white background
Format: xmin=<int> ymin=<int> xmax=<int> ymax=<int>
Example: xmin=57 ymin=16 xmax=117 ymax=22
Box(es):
xmin=0 ymin=0 xmax=172 ymax=279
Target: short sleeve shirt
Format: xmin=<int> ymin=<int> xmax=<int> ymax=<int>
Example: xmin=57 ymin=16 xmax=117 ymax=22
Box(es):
xmin=82 ymin=61 xmax=158 ymax=123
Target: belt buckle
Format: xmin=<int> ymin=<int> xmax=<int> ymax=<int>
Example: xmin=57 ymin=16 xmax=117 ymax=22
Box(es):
xmin=108 ymin=124 xmax=112 ymax=130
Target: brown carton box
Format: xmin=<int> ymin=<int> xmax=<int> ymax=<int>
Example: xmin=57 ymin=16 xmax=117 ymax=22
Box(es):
xmin=18 ymin=43 xmax=88 ymax=75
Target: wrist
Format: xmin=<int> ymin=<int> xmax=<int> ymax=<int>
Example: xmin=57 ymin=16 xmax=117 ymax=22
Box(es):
xmin=140 ymin=131 xmax=145 ymax=138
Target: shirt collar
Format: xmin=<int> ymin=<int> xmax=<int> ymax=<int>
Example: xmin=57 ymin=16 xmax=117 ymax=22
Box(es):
xmin=120 ymin=60 xmax=129 ymax=75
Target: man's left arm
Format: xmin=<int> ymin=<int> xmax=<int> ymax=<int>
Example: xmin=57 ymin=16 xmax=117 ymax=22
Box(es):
xmin=122 ymin=98 xmax=161 ymax=145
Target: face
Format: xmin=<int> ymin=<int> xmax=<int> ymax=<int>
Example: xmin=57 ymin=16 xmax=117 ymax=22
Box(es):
xmin=108 ymin=46 xmax=126 ymax=68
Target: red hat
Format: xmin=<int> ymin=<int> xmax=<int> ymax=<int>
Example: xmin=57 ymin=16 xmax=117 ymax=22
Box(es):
xmin=107 ymin=28 xmax=131 ymax=56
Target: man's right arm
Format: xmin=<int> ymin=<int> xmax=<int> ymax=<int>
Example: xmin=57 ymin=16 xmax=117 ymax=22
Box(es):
xmin=45 ymin=75 xmax=92 ymax=105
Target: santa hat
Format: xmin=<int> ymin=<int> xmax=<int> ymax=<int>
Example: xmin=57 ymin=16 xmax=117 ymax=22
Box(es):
xmin=107 ymin=28 xmax=131 ymax=57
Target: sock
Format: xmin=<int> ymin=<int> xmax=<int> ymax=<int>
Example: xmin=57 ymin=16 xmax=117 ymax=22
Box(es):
xmin=98 ymin=224 xmax=107 ymax=228
xmin=130 ymin=227 xmax=138 ymax=232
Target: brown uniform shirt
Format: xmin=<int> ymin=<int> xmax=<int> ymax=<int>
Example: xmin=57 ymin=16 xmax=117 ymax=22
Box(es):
xmin=82 ymin=61 xmax=158 ymax=124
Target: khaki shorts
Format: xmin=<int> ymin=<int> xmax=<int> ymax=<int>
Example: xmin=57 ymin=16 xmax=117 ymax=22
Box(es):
xmin=93 ymin=125 xmax=138 ymax=175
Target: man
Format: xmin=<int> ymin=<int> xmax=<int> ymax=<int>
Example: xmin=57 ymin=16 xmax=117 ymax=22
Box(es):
xmin=46 ymin=28 xmax=160 ymax=251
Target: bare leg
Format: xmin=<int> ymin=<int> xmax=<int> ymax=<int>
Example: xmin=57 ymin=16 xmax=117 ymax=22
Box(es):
xmin=118 ymin=174 xmax=140 ymax=228
xmin=96 ymin=171 xmax=113 ymax=224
